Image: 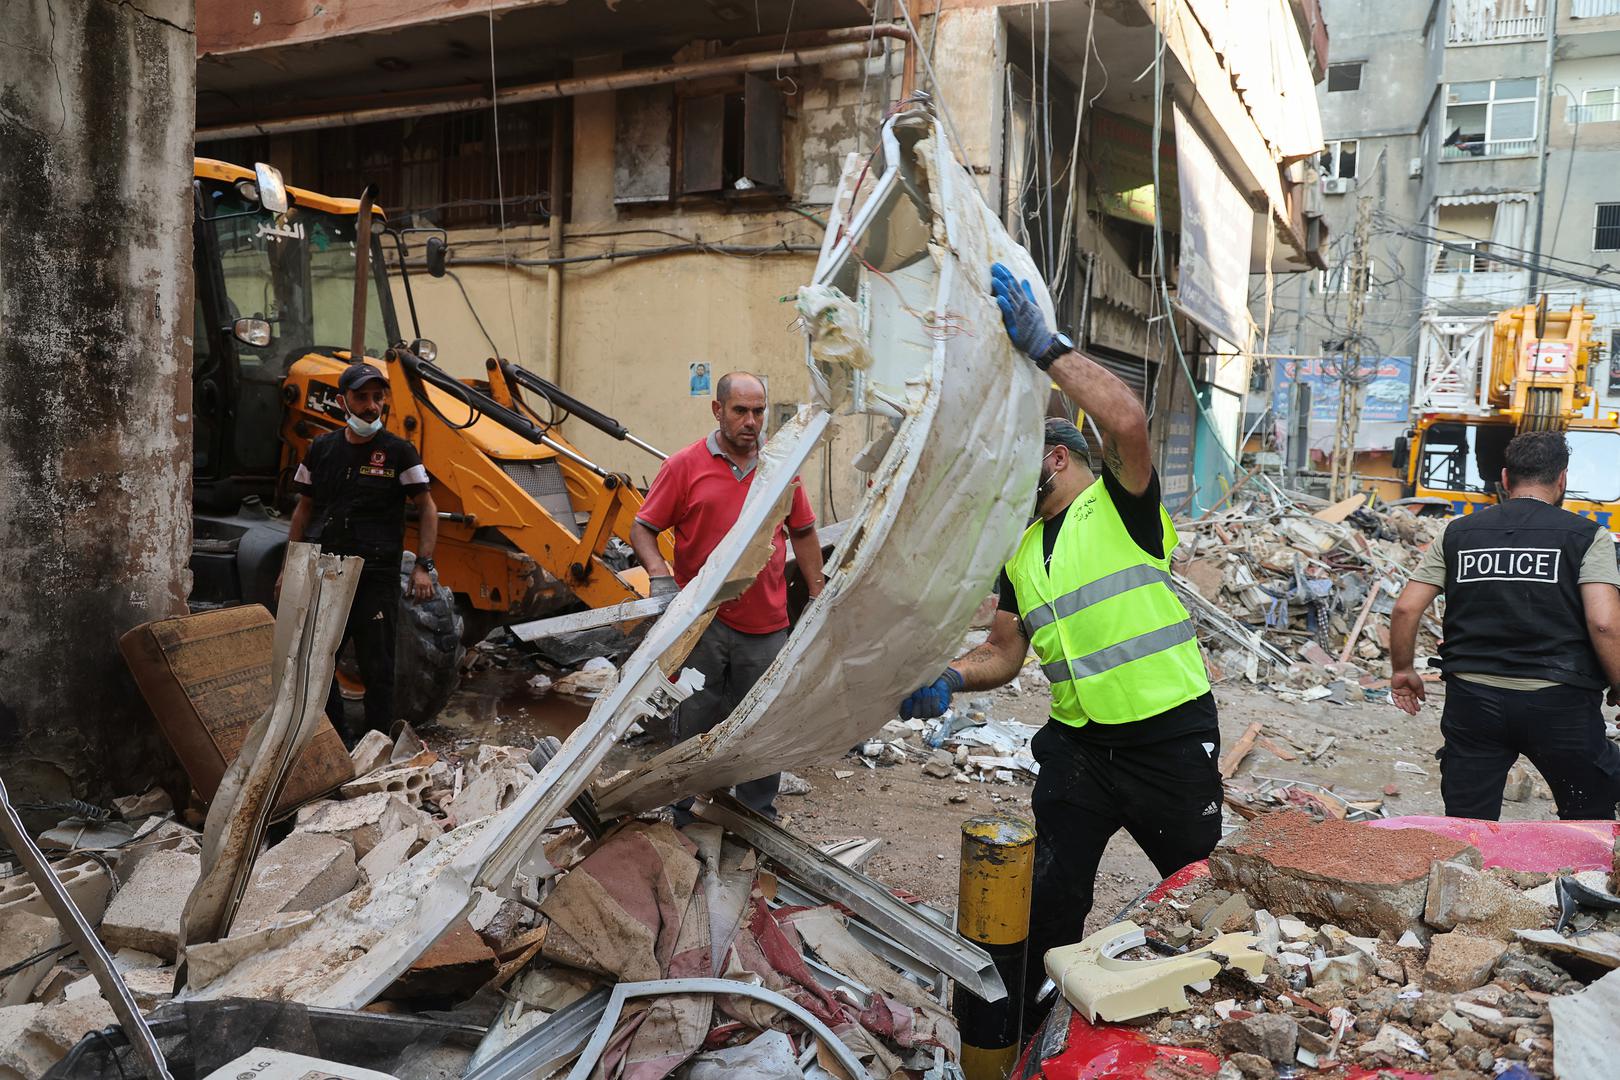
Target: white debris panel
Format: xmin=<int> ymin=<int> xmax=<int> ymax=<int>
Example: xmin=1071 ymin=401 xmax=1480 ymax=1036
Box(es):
xmin=598 ymin=106 xmax=1048 ymax=812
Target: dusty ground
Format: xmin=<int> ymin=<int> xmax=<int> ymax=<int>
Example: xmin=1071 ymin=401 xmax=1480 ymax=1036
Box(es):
xmin=428 ymin=654 xmax=1575 ymax=939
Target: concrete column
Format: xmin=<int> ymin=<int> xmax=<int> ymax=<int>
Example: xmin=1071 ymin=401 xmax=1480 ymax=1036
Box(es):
xmin=0 ymin=0 xmax=196 ymax=802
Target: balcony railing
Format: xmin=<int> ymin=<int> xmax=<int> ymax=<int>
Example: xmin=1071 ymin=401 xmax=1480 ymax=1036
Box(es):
xmin=1572 ymin=0 xmax=1620 ymax=18
xmin=1441 ymin=137 xmax=1538 ymax=159
xmin=1569 ymin=102 xmax=1620 ymax=123
xmin=1448 ymin=14 xmax=1546 ymax=43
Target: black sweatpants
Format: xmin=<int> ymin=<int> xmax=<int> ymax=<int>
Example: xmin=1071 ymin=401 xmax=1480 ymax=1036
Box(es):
xmin=326 ymin=570 xmax=400 ymax=745
xmin=1439 ymin=676 xmax=1620 ymax=821
xmin=1024 ymin=704 xmax=1223 ymax=1035
xmin=670 ymin=620 xmax=790 ymax=820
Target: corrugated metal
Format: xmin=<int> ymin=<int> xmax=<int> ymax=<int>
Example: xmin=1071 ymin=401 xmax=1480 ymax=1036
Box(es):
xmin=1433 ymin=191 xmax=1534 ymax=207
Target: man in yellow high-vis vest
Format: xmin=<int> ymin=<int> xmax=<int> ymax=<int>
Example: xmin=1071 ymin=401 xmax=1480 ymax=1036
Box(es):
xmin=899 ymin=263 xmax=1223 ymax=1033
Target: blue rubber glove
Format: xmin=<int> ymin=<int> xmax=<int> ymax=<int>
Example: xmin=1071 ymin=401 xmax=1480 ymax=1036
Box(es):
xmin=990 ymin=262 xmax=1056 ymax=359
xmin=899 ymin=667 xmax=965 ymax=720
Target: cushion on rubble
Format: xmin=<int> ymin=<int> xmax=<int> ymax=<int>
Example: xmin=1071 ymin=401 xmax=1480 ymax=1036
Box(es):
xmin=118 ymin=605 xmax=354 ymax=818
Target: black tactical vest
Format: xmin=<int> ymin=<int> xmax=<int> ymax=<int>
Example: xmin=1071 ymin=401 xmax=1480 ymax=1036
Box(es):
xmin=1440 ymin=497 xmax=1607 ymax=690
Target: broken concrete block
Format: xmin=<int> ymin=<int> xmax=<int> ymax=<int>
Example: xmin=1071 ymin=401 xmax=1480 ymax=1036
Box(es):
xmin=1208 ymin=810 xmax=1481 ymax=939
xmin=1502 ymin=763 xmax=1533 ymax=802
xmin=446 ymin=763 xmax=534 ymax=827
xmin=1203 ymin=893 xmax=1254 ymax=934
xmin=1046 ymin=921 xmax=1266 ymax=1022
xmin=0 ymin=995 xmax=117 ymax=1077
xmin=295 ymin=792 xmax=416 ymax=857
xmin=1308 ymin=951 xmax=1374 ymax=989
xmin=1425 ymin=932 xmax=1508 ymax=993
xmin=0 ymin=855 xmax=112 ymax=926
xmin=119 ymin=967 xmax=177 ymax=1011
xmin=98 ymin=848 xmax=201 ymax=961
xmin=232 ymin=832 xmax=359 ymax=934
xmin=0 ymin=912 xmax=65 ymax=1006
xmin=340 ymin=763 xmax=431 ymax=805
xmin=357 ymin=825 xmax=424 ymax=884
xmin=1425 ymin=859 xmax=1551 ymax=940
xmin=115 ymin=819 xmax=201 ymax=883
xmin=111 ymin=788 xmax=173 ymax=820
xmin=1217 ymin=1012 xmax=1298 ymax=1065
xmin=349 ymin=729 xmax=394 ymax=777
xmin=921 ymin=750 xmax=956 ymax=779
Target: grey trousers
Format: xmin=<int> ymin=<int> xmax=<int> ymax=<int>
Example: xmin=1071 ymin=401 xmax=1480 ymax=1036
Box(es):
xmin=671 ymin=620 xmax=789 ymax=820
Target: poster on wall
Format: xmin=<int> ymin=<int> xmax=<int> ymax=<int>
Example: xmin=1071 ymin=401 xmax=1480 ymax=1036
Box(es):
xmin=1160 ymin=409 xmax=1195 ymax=512
xmin=1271 ymin=356 xmax=1413 ymax=424
xmin=689 ymin=362 xmax=711 ymax=397
xmin=1172 ymin=106 xmax=1253 ymax=350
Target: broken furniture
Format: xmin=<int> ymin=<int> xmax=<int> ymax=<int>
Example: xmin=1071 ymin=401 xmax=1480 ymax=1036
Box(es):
xmin=118 ymin=603 xmax=354 ymax=819
xmin=1045 ymin=922 xmax=1265 ymax=1023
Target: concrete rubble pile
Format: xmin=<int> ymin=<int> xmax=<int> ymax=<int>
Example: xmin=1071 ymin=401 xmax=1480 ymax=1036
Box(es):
xmin=1170 ymin=480 xmax=1447 ymax=703
xmin=0 ymin=730 xmax=984 ymax=1079
xmin=1044 ymin=808 xmax=1620 ymax=1080
xmin=856 ymin=692 xmax=1040 ymax=791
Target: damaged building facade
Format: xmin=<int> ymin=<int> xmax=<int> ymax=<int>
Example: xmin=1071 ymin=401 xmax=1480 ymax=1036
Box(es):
xmin=195 ymin=0 xmax=1328 ymax=518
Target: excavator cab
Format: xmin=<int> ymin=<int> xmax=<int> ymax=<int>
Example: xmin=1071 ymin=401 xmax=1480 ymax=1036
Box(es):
xmin=187 ymin=159 xmax=673 ymax=723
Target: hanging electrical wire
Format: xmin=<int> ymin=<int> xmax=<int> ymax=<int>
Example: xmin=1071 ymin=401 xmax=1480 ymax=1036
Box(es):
xmin=486 ymin=5 xmax=525 ymax=366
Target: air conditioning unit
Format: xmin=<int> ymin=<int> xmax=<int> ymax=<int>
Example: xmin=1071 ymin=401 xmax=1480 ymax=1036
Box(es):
xmin=1409 ymin=156 xmax=1424 ymax=178
xmin=1321 ymin=177 xmax=1353 ymax=195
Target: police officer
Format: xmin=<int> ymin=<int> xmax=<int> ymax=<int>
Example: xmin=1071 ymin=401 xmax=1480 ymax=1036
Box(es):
xmin=898 ymin=263 xmax=1223 ymax=1032
xmin=1390 ymin=430 xmax=1620 ymax=819
xmin=285 ymin=361 xmax=439 ymax=743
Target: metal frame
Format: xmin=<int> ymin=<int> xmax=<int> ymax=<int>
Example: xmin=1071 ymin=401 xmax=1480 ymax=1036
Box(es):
xmin=694 ymin=797 xmax=1006 ymax=1003
xmin=564 ymin=978 xmax=872 ymax=1080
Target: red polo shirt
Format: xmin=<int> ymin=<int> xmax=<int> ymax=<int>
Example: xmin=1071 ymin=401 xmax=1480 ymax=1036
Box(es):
xmin=636 ymin=431 xmax=816 ymax=634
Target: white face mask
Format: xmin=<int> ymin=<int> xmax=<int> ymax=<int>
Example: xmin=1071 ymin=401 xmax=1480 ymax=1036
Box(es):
xmin=346 ymin=414 xmax=383 ymax=437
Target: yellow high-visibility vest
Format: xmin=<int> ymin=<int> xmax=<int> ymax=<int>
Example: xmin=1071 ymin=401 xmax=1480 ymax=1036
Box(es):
xmin=1006 ymin=478 xmax=1209 ymax=726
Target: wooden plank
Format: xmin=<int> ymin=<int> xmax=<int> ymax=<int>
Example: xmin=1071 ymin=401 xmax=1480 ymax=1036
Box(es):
xmin=1313 ymin=493 xmax=1367 ymax=524
xmin=1256 ymin=735 xmax=1298 ymax=762
xmin=1338 ymin=582 xmax=1381 ymax=664
xmin=1219 ymin=721 xmax=1263 ymax=779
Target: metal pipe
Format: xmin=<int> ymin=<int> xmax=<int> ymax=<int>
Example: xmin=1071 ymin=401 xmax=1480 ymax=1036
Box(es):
xmin=544 ymin=104 xmax=568 ymax=385
xmin=198 ymin=41 xmax=879 ymax=142
xmin=1528 ymin=11 xmax=1559 ymax=300
xmin=350 ymin=184 xmax=379 ymax=362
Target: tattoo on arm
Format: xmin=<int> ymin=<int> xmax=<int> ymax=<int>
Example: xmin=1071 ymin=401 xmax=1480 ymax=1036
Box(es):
xmin=1103 ymin=441 xmax=1123 ymax=478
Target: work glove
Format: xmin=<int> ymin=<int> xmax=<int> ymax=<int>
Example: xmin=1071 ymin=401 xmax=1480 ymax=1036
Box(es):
xmin=990 ymin=262 xmax=1056 ymax=359
xmin=649 ymin=575 xmax=681 ymax=599
xmin=899 ymin=667 xmax=964 ymax=720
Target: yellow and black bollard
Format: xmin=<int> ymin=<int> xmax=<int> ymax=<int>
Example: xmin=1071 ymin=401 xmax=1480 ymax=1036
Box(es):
xmin=955 ymin=814 xmax=1036 ymax=1080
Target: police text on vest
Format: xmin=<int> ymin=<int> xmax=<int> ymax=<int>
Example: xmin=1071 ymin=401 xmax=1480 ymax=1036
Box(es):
xmin=1455 ymin=547 xmax=1562 ymax=583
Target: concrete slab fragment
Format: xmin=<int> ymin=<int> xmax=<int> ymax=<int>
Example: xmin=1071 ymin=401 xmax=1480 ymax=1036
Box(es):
xmin=341 ymin=763 xmax=431 ymax=805
xmin=1548 ymin=967 xmax=1620 ymax=1080
xmin=350 ymin=730 xmax=393 ymax=777
xmin=1209 ymin=810 xmax=1480 ymax=939
xmin=1424 ymin=931 xmax=1507 ymax=992
xmin=99 ymin=849 xmax=202 ymax=961
xmin=357 ymin=826 xmax=423 ymax=884
xmin=295 ymin=792 xmax=417 ymax=858
xmin=232 ymin=832 xmax=358 ymax=935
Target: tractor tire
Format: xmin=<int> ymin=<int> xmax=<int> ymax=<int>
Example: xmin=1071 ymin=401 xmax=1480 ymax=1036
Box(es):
xmin=396 ymin=553 xmax=466 ymax=727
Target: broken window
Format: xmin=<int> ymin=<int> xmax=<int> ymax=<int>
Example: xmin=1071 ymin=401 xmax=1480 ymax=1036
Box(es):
xmin=1319 ymin=139 xmax=1359 ymax=180
xmin=313 ymin=102 xmax=561 ymax=227
xmin=1326 ymin=62 xmax=1363 ymax=93
xmin=614 ymin=74 xmax=786 ymax=204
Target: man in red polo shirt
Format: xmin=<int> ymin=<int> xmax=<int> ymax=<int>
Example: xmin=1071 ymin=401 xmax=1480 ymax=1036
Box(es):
xmin=630 ymin=371 xmax=824 ymax=819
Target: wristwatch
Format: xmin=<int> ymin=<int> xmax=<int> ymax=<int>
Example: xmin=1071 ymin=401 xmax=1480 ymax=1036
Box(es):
xmin=1034 ymin=331 xmax=1075 ymax=372
xmin=418 ymin=557 xmax=435 ymax=573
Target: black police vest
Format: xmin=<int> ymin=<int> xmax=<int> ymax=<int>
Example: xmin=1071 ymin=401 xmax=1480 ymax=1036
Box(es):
xmin=1440 ymin=497 xmax=1606 ymax=690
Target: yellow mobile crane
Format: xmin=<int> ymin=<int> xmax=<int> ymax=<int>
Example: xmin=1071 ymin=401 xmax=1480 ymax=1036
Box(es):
xmin=1397 ymin=300 xmax=1620 ymax=533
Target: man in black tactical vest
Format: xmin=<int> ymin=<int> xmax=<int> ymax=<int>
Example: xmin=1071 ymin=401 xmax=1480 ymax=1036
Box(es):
xmin=1389 ymin=431 xmax=1620 ymax=819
